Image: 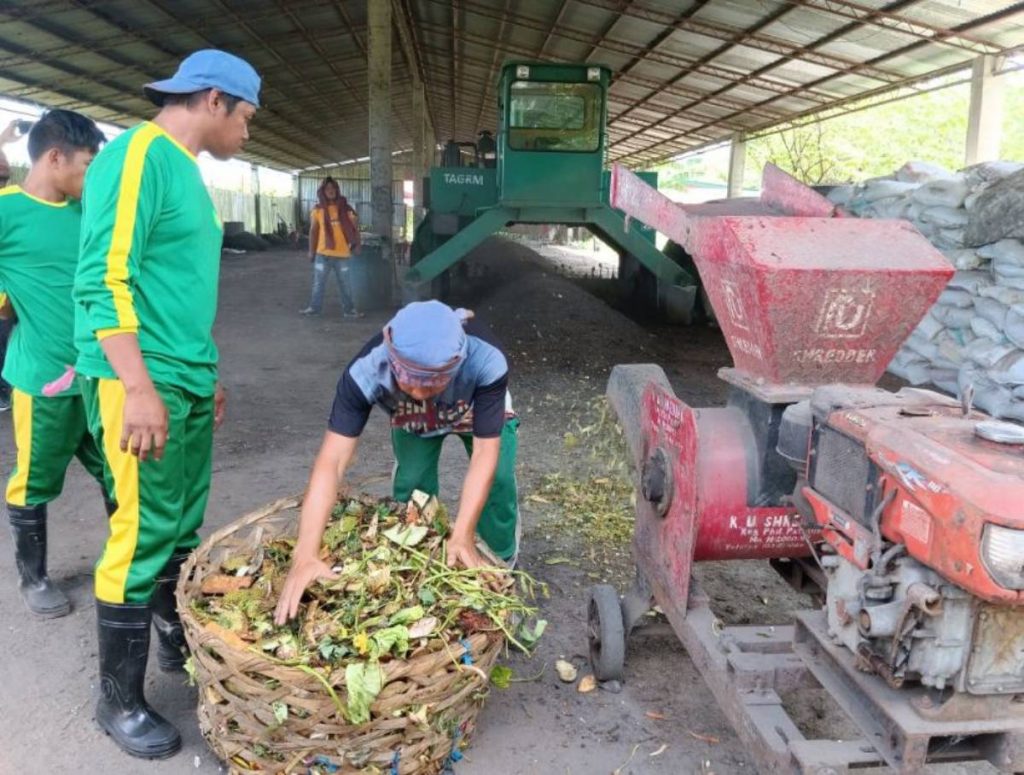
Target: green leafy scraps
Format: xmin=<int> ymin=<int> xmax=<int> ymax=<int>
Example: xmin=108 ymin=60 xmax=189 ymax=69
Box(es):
xmin=345 ymin=661 xmax=385 ymax=724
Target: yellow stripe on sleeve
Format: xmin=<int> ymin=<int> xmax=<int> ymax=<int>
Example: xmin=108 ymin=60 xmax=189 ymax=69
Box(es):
xmin=96 ymin=326 xmax=139 ymax=340
xmin=102 ymin=123 xmax=162 ymax=330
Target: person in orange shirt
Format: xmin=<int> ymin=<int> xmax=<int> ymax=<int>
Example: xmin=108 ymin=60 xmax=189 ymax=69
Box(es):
xmin=300 ymin=177 xmax=363 ymax=318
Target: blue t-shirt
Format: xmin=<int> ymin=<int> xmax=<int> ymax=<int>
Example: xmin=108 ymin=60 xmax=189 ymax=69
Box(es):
xmin=328 ymin=319 xmax=511 ymax=438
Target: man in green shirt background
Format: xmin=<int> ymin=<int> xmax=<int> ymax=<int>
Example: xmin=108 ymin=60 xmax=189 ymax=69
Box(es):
xmin=0 ymin=117 xmax=28 ymax=413
xmin=73 ymin=49 xmax=260 ymax=760
xmin=0 ymin=110 xmax=109 ymax=619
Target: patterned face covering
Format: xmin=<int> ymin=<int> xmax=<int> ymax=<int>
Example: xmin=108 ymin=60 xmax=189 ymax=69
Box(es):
xmin=384 ymin=301 xmax=472 ymax=388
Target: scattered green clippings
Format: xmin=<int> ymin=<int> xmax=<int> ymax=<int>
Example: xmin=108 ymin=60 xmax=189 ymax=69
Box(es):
xmin=544 ymin=556 xmax=574 ymax=566
xmin=530 ymin=397 xmax=636 ymax=552
xmin=517 ymin=619 xmax=548 ymax=649
xmin=490 ymin=665 xmax=513 ymax=689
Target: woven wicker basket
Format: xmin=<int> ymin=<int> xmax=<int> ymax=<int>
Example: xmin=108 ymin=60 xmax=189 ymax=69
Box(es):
xmin=178 ymin=495 xmax=504 ymax=774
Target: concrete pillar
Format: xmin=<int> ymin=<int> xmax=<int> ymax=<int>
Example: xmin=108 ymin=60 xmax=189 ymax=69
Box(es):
xmin=727 ymin=133 xmax=745 ymax=198
xmin=425 ymin=112 xmax=435 ymax=168
xmin=412 ymin=76 xmax=426 ymax=224
xmin=965 ymin=55 xmax=1004 ymax=165
xmin=368 ymin=0 xmax=393 ymax=266
xmin=293 ymin=174 xmax=303 ymax=233
xmin=251 ymin=163 xmax=262 ymax=235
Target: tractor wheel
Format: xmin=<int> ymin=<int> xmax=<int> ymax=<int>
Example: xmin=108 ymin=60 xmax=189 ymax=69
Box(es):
xmin=588 ymin=584 xmax=626 ymax=682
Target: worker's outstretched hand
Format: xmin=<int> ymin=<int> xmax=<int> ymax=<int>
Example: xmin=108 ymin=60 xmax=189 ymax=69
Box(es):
xmin=274 ymin=555 xmax=339 ymax=625
xmin=445 ymin=535 xmax=491 ymax=571
xmin=446 ymin=537 xmax=509 ymax=590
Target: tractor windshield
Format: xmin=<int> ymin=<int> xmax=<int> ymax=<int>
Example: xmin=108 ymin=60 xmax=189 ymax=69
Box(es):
xmin=508 ymin=81 xmax=602 ymax=153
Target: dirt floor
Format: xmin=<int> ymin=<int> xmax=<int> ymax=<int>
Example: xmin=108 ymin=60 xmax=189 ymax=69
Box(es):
xmin=0 ymin=238 xmax=995 ymax=774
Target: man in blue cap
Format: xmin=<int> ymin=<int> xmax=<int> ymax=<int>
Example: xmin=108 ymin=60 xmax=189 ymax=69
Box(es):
xmin=73 ymin=49 xmax=260 ymax=759
xmin=273 ymin=300 xmax=521 ymax=625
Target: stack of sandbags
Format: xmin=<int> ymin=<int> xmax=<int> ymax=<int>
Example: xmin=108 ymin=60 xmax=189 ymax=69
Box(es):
xmin=828 ymin=162 xmax=1024 ymax=422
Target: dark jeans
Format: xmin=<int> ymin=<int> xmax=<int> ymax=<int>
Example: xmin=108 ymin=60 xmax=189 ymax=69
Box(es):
xmin=308 ymin=254 xmax=358 ymax=314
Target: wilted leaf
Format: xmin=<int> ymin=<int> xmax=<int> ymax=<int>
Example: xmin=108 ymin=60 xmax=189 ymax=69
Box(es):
xmin=345 ymin=661 xmax=385 ymax=724
xmin=389 ymin=605 xmax=424 ymax=626
xmin=518 ymin=619 xmax=547 ymax=649
xmin=201 ymin=574 xmax=254 ymax=595
xmin=408 ymin=616 xmax=437 ymax=639
xmin=221 ymin=555 xmax=250 ymax=574
xmin=365 ymin=563 xmax=392 ymax=595
xmin=275 ymin=632 xmax=300 ymax=660
xmin=370 ymin=625 xmax=410 ymax=658
xmin=410 ymin=490 xmax=431 ymax=510
xmin=420 ymin=497 xmax=439 ymax=522
xmin=490 ymin=665 xmax=513 ymax=689
xmin=203 ymin=621 xmax=249 ymax=651
xmin=318 ymin=637 xmax=349 ymax=663
xmin=555 ymin=659 xmax=577 ymax=683
xmin=382 ymin=524 xmax=428 ymax=548
xmin=272 ymin=701 xmax=289 ymax=725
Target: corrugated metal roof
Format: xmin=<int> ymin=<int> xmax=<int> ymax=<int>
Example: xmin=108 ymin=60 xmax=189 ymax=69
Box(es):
xmin=1 ymin=0 xmax=1022 ymax=171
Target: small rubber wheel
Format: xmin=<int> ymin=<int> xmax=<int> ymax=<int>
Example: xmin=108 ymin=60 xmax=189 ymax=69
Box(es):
xmin=588 ymin=584 xmax=626 ymax=682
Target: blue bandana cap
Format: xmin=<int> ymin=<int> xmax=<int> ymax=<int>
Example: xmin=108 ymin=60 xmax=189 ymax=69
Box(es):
xmin=385 ymin=301 xmax=471 ymax=385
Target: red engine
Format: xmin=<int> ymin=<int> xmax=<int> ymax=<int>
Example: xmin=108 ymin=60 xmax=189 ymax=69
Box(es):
xmin=599 ymin=162 xmax=1024 ymax=772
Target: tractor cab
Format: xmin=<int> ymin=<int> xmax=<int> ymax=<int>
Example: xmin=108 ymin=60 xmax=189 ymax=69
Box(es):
xmin=497 ymin=63 xmax=609 ymax=206
xmin=407 ymin=61 xmax=697 ymax=322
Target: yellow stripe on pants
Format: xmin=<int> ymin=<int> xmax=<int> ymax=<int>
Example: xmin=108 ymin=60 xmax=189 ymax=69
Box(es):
xmin=6 ymin=389 xmax=33 ymax=506
xmin=94 ymin=379 xmax=141 ymax=604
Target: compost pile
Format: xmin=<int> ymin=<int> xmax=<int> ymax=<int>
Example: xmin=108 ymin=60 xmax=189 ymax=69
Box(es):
xmin=181 ymin=492 xmax=544 ymax=773
xmin=831 ymin=161 xmax=1024 ymax=421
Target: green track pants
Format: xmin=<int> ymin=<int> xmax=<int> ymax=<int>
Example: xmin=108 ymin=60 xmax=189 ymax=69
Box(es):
xmin=391 ymin=418 xmax=520 ymax=562
xmin=6 ymin=388 xmax=109 ymax=507
xmin=81 ymin=377 xmax=214 ymax=604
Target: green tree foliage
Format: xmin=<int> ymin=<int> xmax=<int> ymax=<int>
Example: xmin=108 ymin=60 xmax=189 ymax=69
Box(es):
xmin=652 ymin=71 xmax=1024 ymax=190
xmin=746 ymin=83 xmax=973 ymax=185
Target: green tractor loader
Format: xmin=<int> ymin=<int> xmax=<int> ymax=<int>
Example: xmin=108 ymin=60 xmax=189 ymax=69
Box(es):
xmin=406 ymin=62 xmax=698 ymax=322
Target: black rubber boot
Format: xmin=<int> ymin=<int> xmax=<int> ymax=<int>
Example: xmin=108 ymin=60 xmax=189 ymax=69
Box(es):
xmin=95 ymin=601 xmax=182 ymax=759
xmin=151 ymin=553 xmax=189 ymax=673
xmin=8 ymin=503 xmax=70 ymax=618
